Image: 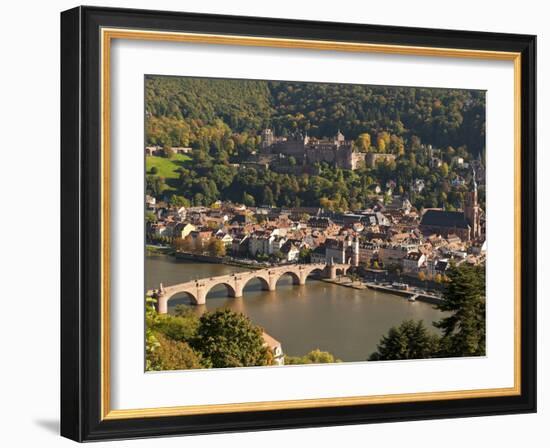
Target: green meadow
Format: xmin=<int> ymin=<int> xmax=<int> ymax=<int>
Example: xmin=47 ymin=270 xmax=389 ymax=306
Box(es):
xmin=146 ymin=154 xmax=191 ymax=180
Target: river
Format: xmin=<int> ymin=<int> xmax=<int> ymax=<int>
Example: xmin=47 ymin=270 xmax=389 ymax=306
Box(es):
xmin=146 ymin=255 xmax=446 ymax=362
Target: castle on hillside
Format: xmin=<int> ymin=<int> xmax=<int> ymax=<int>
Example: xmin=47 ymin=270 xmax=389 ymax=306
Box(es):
xmin=260 ymin=129 xmax=366 ymax=170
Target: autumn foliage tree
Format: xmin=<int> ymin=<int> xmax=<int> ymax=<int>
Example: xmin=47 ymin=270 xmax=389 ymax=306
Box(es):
xmin=355 ymin=133 xmax=371 ymax=152
xmin=206 ymin=238 xmax=226 ymax=257
xmin=286 ymin=349 xmax=342 ymax=365
xmin=174 ymin=235 xmax=196 ymax=253
xmin=148 ymin=333 xmax=205 ymax=371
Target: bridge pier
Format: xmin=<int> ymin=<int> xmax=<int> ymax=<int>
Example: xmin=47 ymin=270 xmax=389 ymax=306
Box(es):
xmin=158 ymin=295 xmax=168 ymax=314
xmin=268 ymin=278 xmax=277 ymax=291
xmin=195 ymin=289 xmax=207 ymax=305
xmin=232 ymin=283 xmax=244 ymax=298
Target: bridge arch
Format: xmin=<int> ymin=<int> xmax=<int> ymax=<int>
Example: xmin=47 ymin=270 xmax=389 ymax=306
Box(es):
xmin=241 ymin=274 xmax=271 ymax=292
xmin=275 ymin=270 xmax=301 ymax=286
xmin=158 ymin=289 xmax=199 ymax=313
xmin=204 ymin=281 xmax=237 ymax=299
xmin=304 ymin=267 xmax=325 ymax=281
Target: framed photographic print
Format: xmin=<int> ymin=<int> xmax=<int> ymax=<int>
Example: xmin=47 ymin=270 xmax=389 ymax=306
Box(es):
xmin=60 ymin=6 xmax=537 ymax=441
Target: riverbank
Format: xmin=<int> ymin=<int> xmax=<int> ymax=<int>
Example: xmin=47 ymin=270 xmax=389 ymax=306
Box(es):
xmin=321 ymin=278 xmax=366 ymax=290
xmin=174 ymin=251 xmax=289 ymax=270
xmin=146 ymin=245 xmax=174 ymax=256
xmin=365 ymin=282 xmax=444 ymax=305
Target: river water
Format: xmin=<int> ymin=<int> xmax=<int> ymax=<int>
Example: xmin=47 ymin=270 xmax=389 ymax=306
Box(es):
xmin=146 ymin=255 xmax=446 ymax=361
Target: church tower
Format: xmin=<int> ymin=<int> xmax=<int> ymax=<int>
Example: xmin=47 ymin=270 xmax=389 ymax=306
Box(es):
xmin=334 ymin=129 xmax=345 ymax=146
xmin=464 ymin=169 xmax=481 ymax=239
xmin=352 ymin=236 xmax=360 ymax=267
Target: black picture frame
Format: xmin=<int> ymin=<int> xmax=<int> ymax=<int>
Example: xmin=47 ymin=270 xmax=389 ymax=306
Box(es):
xmin=61 ymin=5 xmax=536 ymax=442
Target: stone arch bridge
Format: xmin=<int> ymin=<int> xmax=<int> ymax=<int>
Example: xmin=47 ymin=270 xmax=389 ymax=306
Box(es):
xmin=149 ymin=263 xmax=351 ymax=313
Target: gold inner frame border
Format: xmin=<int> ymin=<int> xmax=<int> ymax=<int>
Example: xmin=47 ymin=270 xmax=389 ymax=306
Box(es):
xmin=99 ymin=27 xmax=522 ymax=420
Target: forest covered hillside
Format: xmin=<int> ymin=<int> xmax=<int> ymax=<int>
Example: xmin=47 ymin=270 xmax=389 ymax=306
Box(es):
xmin=145 ymin=75 xmax=485 ymax=158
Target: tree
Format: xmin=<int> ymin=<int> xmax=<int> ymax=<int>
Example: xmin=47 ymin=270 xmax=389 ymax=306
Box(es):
xmin=148 ymin=333 xmax=204 ymax=371
xmin=150 ymin=166 xmax=158 ymax=175
xmin=368 ymin=320 xmax=440 ymax=361
xmin=262 ymin=186 xmax=275 ymax=206
xmin=286 ymin=349 xmax=341 ymax=365
xmin=242 ymin=191 xmax=255 ymax=207
xmin=146 ymin=175 xmax=166 ymax=197
xmin=435 ymin=264 xmax=486 ymax=357
xmin=191 ymin=309 xmax=272 ymax=368
xmin=163 ymin=144 xmax=175 ymax=158
xmin=145 ymin=296 xmax=161 ymax=371
xmin=355 ymin=133 xmax=371 ymax=152
xmin=206 ymin=238 xmax=226 ymax=257
xmin=377 ymin=131 xmax=390 ymax=152
xmin=173 ymin=235 xmax=195 ymax=253
xmin=153 ymin=311 xmax=200 ymax=342
xmin=440 ymin=162 xmax=449 ymax=177
xmin=298 ymin=247 xmax=312 ymax=263
xmin=170 ymin=195 xmax=190 ymax=207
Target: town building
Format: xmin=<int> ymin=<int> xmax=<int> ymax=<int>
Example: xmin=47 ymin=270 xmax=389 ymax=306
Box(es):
xmin=231 ymin=234 xmax=249 ymax=257
xmin=189 ymin=229 xmax=214 ymax=250
xmin=175 ymin=223 xmax=196 ymax=240
xmin=248 ymin=230 xmax=275 ymax=257
xmin=271 ymin=235 xmax=288 ymax=254
xmin=378 ymin=243 xmax=416 ymax=267
xmin=215 ymin=231 xmax=234 ymax=248
xmin=402 ymin=251 xmax=426 ymax=274
xmin=280 ymin=240 xmax=300 ymax=262
xmin=426 ymin=257 xmax=450 ymax=279
xmin=358 ymin=242 xmax=380 ymax=265
xmin=310 ymin=245 xmax=326 ymax=264
xmin=262 ymin=332 xmax=285 ymax=366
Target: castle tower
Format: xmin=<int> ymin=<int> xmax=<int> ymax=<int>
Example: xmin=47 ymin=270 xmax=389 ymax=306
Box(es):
xmin=334 ymin=129 xmax=345 ymax=146
xmin=464 ymin=168 xmax=481 ymax=239
xmin=261 ymin=128 xmax=274 ymax=151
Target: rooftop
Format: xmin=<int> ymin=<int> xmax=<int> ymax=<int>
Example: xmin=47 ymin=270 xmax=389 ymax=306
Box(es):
xmin=420 ymin=209 xmax=469 ymax=229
